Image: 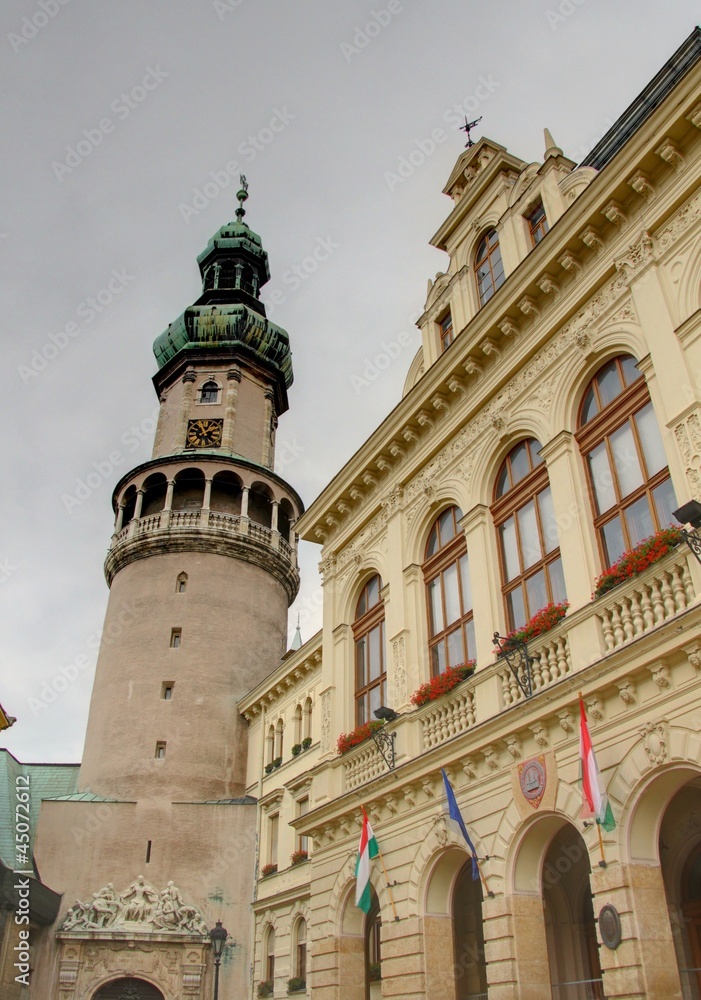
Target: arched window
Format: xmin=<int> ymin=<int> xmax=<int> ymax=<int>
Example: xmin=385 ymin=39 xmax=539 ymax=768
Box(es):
xmin=275 ymin=719 xmax=284 ymax=760
xmin=266 ymin=724 xmax=275 ymax=766
xmin=423 ymin=506 xmax=475 ymax=676
xmin=176 ymin=572 xmax=187 ymax=593
xmin=265 ymin=926 xmax=276 ymax=983
xmin=353 ymin=575 xmax=386 ymax=725
xmin=492 ymin=439 xmax=566 ymax=631
xmin=474 ymin=229 xmax=505 ymax=306
xmin=199 ymin=380 xmax=219 ymax=404
xmin=295 ymin=918 xmax=307 ymax=983
xmin=303 ymin=696 xmax=312 ymax=741
xmin=577 ymin=355 xmax=676 ymax=567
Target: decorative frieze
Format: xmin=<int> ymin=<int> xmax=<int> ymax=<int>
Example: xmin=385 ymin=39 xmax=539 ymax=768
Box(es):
xmin=59 ymin=878 xmax=208 ymax=935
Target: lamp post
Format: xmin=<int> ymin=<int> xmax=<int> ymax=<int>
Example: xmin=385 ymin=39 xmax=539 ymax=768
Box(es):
xmin=209 ymin=919 xmax=228 ymax=1000
xmin=673 ymin=500 xmax=701 ymax=565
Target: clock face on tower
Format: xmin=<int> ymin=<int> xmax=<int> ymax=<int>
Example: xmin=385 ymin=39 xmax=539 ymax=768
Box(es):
xmin=186 ymin=418 xmax=223 ymax=448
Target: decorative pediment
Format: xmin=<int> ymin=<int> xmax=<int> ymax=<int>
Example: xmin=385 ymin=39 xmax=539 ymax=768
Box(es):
xmin=59 ymin=878 xmax=208 ymax=936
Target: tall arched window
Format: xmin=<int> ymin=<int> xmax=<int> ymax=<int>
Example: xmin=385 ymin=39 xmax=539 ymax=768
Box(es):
xmin=474 ymin=229 xmax=505 ymax=306
xmin=295 ymin=918 xmax=307 ymax=983
xmin=265 ymin=927 xmax=276 ymax=983
xmin=423 ymin=506 xmax=475 ymax=676
xmin=353 ymin=575 xmax=386 ymax=725
xmin=577 ymin=355 xmax=676 ymax=568
xmin=492 ymin=439 xmax=566 ymax=631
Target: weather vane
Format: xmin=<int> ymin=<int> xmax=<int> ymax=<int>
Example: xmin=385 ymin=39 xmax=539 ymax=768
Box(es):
xmin=236 ymin=174 xmax=248 ymax=222
xmin=460 ymin=115 xmax=483 ymax=148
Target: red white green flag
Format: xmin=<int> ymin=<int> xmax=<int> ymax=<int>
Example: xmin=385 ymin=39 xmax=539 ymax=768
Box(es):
xmin=355 ymin=809 xmax=379 ymax=913
xmin=579 ymin=695 xmax=616 ymax=831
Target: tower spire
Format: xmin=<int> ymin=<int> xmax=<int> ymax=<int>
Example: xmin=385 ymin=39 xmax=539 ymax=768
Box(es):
xmin=235 ymin=174 xmax=248 ymax=224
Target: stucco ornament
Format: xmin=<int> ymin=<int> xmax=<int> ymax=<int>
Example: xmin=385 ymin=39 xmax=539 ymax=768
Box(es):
xmin=639 ymin=721 xmax=668 ymax=766
xmin=60 ymin=878 xmax=208 ymax=934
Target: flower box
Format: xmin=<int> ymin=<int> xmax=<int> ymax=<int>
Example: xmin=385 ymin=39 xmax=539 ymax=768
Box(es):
xmin=496 ymin=602 xmax=569 ymax=654
xmin=301 ymin=736 xmax=312 ymax=750
xmin=290 ymin=849 xmax=308 ymax=866
xmin=287 ymin=977 xmax=306 ymax=993
xmin=264 ymin=762 xmax=275 ymax=774
xmin=260 ymin=863 xmax=278 ymax=878
xmin=273 ymin=756 xmax=282 ymax=768
xmin=257 ymin=981 xmax=273 ymax=998
xmin=410 ymin=661 xmax=476 ymax=708
xmin=594 ymin=527 xmax=683 ymax=598
xmin=337 ymin=720 xmax=383 ymax=755
xmin=291 ymin=743 xmax=302 ymax=756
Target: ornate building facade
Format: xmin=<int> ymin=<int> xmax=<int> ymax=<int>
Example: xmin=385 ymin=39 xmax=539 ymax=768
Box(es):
xmin=8 ymin=24 xmax=701 ymax=1000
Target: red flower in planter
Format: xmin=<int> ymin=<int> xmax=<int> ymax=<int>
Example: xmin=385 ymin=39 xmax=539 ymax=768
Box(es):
xmin=594 ymin=527 xmax=682 ymax=598
xmin=410 ymin=661 xmax=476 ymax=708
xmin=495 ymin=602 xmax=569 ymax=654
xmin=336 ymin=720 xmax=383 ymax=755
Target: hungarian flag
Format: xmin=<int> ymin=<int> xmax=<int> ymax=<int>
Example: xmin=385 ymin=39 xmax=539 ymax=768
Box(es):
xmin=579 ymin=695 xmax=616 ymax=831
xmin=355 ymin=809 xmax=379 ymax=913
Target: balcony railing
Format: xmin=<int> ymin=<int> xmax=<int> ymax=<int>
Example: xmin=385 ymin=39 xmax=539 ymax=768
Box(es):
xmin=111 ymin=508 xmax=295 ymax=564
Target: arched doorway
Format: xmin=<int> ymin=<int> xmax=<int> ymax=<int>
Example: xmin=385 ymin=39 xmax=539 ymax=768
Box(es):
xmin=93 ymin=978 xmax=165 ymax=1000
xmin=365 ymin=888 xmax=382 ymax=1000
xmin=453 ymin=861 xmax=487 ymax=1000
xmin=659 ymin=777 xmax=701 ymax=998
xmin=543 ymin=824 xmax=603 ymax=1000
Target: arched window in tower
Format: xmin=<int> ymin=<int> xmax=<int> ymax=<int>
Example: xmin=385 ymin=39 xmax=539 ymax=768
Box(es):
xmin=176 ymin=572 xmax=187 ymax=593
xmin=576 ymin=355 xmax=676 ymax=568
xmin=492 ymin=438 xmax=566 ymax=632
xmin=199 ymin=380 xmax=220 ymax=404
xmin=141 ymin=473 xmax=167 ymax=517
xmin=353 ymin=575 xmax=386 ymax=726
xmin=121 ymin=485 xmax=137 ymax=529
xmin=474 ymin=229 xmax=505 ymax=306
xmin=423 ymin=507 xmax=475 ymax=676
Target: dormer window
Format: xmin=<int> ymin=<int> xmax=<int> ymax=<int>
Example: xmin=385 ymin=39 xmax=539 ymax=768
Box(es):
xmin=474 ymin=230 xmax=505 ymax=307
xmin=439 ymin=312 xmax=454 ymax=353
xmin=527 ymin=202 xmax=549 ymax=246
xmin=199 ymin=381 xmax=219 ymax=404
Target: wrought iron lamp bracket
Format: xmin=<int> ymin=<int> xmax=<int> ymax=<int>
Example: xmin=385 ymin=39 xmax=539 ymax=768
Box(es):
xmin=493 ymin=632 xmax=533 ymax=699
xmin=680 ymin=527 xmax=701 ymax=566
xmin=371 ymin=727 xmax=397 ymax=771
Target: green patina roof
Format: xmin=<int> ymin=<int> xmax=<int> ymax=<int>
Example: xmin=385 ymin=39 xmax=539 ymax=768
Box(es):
xmin=0 ymin=750 xmax=79 ymax=868
xmin=196 ymin=219 xmax=270 ymax=282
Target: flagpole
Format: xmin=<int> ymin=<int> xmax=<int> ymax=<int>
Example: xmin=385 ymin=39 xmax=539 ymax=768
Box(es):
xmin=596 ymin=820 xmax=606 ymax=866
xmin=361 ymin=806 xmax=400 ymax=922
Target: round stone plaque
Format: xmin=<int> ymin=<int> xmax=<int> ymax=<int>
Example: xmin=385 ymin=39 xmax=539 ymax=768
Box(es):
xmin=599 ymin=903 xmax=622 ymax=949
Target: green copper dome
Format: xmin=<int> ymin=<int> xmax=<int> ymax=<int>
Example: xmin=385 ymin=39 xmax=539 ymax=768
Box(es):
xmin=152 ymin=182 xmax=293 ymax=390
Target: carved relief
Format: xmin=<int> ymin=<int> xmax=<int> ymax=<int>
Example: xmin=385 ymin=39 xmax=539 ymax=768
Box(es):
xmin=59 ymin=878 xmax=208 ymax=935
xmin=655 ymin=191 xmax=701 ymax=253
xmin=392 ymin=635 xmax=407 ymax=705
xmin=674 ymin=411 xmax=701 ymax=500
xmin=614 ymin=231 xmax=656 ymax=283
xmin=320 ymin=690 xmax=332 ymax=754
xmin=640 ymin=721 xmax=668 ymax=765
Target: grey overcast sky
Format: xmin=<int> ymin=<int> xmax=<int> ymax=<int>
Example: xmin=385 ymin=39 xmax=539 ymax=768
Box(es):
xmin=1 ymin=1 xmax=698 ymax=763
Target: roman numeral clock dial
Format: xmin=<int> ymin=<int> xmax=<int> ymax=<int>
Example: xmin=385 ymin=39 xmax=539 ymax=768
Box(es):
xmin=186 ymin=418 xmax=223 ymax=448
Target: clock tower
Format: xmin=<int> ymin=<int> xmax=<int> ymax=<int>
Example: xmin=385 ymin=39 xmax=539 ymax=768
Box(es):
xmin=32 ymin=184 xmax=302 ymax=1000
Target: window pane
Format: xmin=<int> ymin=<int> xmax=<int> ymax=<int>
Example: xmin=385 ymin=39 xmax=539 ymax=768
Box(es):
xmin=528 ymin=440 xmax=544 ymax=467
xmin=598 ymin=362 xmax=623 ymax=407
xmin=367 ymin=575 xmax=380 ymax=607
xmin=431 ymin=642 xmax=446 ymax=675
xmin=510 ymin=442 xmax=530 ymax=484
xmin=370 ymin=684 xmax=382 ymax=716
xmin=538 ymin=486 xmax=559 ymax=554
xmin=443 ymin=562 xmax=461 ymax=625
xmin=621 ymin=355 xmax=641 ymax=386
xmin=428 ymin=577 xmax=443 ymax=636
xmin=507 ymin=588 xmax=526 ymax=631
xmin=447 ymin=627 xmax=464 ymax=667
xmin=581 ymin=387 xmax=599 ymax=424
xmin=518 ymin=500 xmax=542 ymax=569
xmin=589 ymin=443 xmax=616 ymax=514
xmin=426 ymin=525 xmax=439 ymax=558
xmin=500 ymin=517 xmax=520 ymax=581
xmin=465 ymin=619 xmax=476 ymax=661
xmin=525 ymin=569 xmax=547 ymax=618
xmin=635 ymin=403 xmax=667 ymax=477
xmin=652 ymin=477 xmax=677 ymax=529
xmin=548 ymin=557 xmax=567 ymax=604
xmin=439 ymin=507 xmax=457 ymax=545
xmin=610 ymin=422 xmax=643 ymax=497
xmin=355 ymin=638 xmax=366 ymax=687
xmin=625 ymin=495 xmax=654 ymax=548
xmin=356 ymin=696 xmax=366 ymax=725
xmin=368 ymin=625 xmax=381 ymax=681
xmin=602 ymin=516 xmax=626 ymax=567
xmin=459 ymin=553 xmax=473 ymax=612
xmin=496 ymin=464 xmax=510 ymax=497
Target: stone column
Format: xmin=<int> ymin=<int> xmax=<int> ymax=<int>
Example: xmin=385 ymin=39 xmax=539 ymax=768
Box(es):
xmin=175 ymin=370 xmax=197 ymax=453
xmin=423 ymin=914 xmax=455 ymax=1000
xmin=311 ymin=934 xmax=364 ymax=1000
xmin=201 ymin=478 xmax=213 ymax=527
xmin=485 ymin=892 xmax=550 ymax=1000
xmin=590 ymin=861 xmax=683 ymax=1000
xmin=162 ymin=478 xmax=175 ymax=529
xmin=128 ymin=490 xmax=145 ymax=538
xmin=114 ymin=503 xmax=125 ymax=534
xmin=222 ymin=367 xmax=241 ymax=453
xmin=271 ymin=500 xmax=279 ymax=532
xmin=381 ymin=916 xmax=425 ymax=998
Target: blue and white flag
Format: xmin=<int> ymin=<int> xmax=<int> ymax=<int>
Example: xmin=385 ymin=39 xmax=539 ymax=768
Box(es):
xmin=441 ymin=768 xmax=479 ymax=880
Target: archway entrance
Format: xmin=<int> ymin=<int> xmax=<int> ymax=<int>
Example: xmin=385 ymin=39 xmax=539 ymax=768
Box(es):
xmin=453 ymin=860 xmax=487 ymax=1000
xmin=659 ymin=778 xmax=701 ymax=999
xmin=543 ymin=824 xmax=603 ymax=1000
xmin=93 ymin=979 xmax=165 ymax=1000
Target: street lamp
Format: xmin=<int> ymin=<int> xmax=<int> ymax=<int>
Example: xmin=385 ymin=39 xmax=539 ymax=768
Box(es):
xmin=209 ymin=919 xmax=228 ymax=1000
xmin=673 ymin=500 xmax=701 ymax=565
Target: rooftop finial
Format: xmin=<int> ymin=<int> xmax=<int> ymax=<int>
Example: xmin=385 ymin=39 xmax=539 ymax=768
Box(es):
xmin=235 ymin=174 xmax=249 ymax=223
xmin=291 ymin=613 xmax=302 ymax=651
xmin=543 ymin=128 xmax=563 ymax=159
xmin=460 ymin=115 xmax=483 ymax=148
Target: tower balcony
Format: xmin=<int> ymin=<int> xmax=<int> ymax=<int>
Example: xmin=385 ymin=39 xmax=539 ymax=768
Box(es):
xmin=104 ymin=456 xmax=303 ymax=602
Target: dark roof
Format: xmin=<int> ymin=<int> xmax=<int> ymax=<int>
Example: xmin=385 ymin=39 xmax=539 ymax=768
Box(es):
xmin=580 ymin=26 xmax=701 ymax=170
